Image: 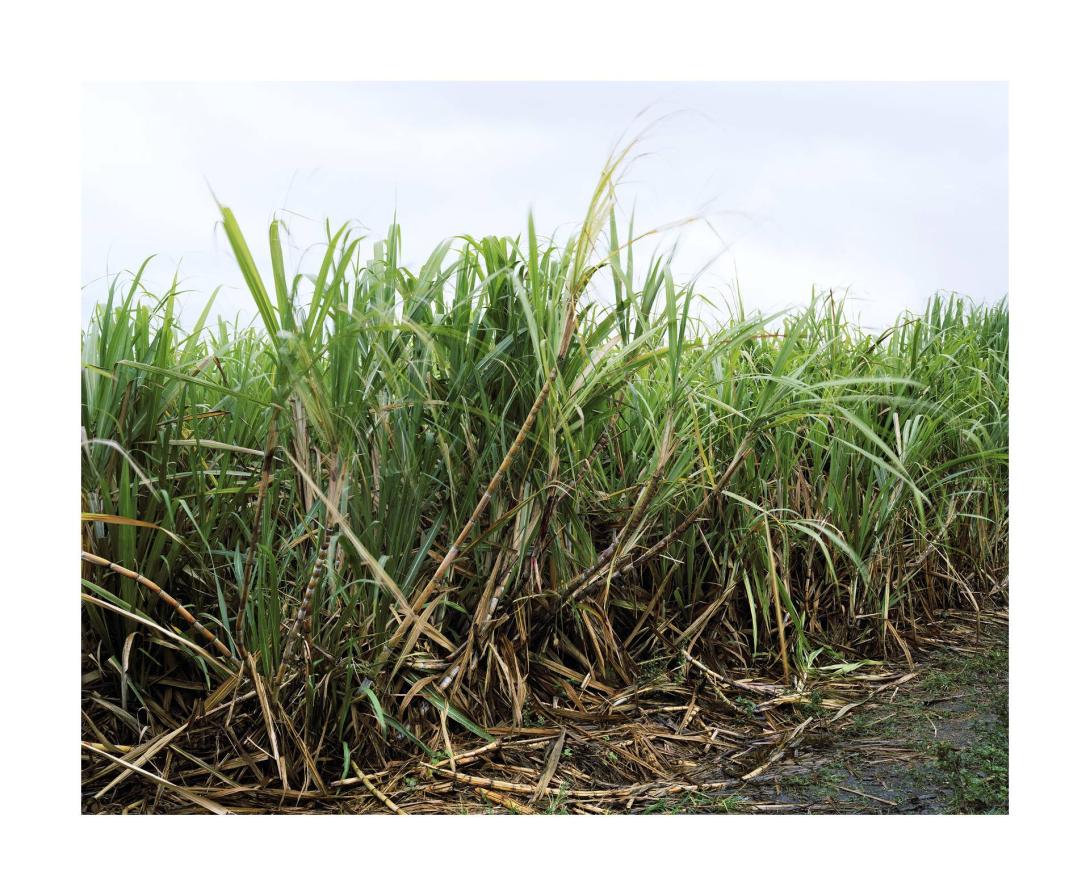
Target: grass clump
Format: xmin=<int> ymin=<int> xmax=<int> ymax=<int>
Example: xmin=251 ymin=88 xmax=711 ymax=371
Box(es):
xmin=80 ymin=151 xmax=1008 ymax=812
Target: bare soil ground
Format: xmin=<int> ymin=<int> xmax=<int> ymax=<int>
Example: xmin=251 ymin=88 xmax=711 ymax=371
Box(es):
xmin=653 ymin=619 xmax=1009 ymax=815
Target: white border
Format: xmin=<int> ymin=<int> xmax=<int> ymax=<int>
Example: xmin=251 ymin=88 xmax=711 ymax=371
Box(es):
xmin=2 ymin=0 xmax=1084 ymax=890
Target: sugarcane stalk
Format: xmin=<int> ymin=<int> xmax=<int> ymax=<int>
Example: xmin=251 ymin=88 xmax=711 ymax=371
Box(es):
xmin=564 ymin=434 xmax=753 ymax=603
xmin=81 ymin=550 xmax=235 ymax=662
xmin=380 ymin=364 xmax=560 ymax=670
xmin=765 ymin=519 xmax=791 ymax=685
xmin=276 ymin=522 xmax=333 ymax=687
xmin=559 ymin=435 xmax=671 ymax=603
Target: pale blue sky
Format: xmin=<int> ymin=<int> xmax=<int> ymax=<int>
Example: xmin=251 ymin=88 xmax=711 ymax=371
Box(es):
xmin=82 ymin=82 xmax=1007 ymax=328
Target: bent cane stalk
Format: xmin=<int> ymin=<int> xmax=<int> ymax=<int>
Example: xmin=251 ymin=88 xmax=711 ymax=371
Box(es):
xmin=381 ymin=364 xmax=560 ymax=671
xmin=563 ymin=422 xmax=673 ymax=606
xmin=564 ymin=435 xmax=754 ymax=603
xmin=81 ymin=551 xmax=235 ymax=662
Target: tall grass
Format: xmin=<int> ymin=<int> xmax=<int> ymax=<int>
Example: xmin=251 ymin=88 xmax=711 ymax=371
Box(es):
xmin=81 ymin=157 xmax=1008 ymax=796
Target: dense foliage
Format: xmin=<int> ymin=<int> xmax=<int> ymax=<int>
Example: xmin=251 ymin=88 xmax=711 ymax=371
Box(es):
xmin=81 ymin=161 xmax=1008 ymax=800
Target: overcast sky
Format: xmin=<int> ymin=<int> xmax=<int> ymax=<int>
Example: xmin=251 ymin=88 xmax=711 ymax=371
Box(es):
xmin=82 ymin=82 xmax=1007 ymax=329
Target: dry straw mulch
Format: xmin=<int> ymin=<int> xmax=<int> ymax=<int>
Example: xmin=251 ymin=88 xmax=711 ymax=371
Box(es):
xmin=81 ymin=608 xmax=1005 ymax=815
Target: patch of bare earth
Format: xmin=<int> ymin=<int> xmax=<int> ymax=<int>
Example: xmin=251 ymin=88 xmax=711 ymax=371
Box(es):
xmin=673 ymin=612 xmax=1009 ymax=815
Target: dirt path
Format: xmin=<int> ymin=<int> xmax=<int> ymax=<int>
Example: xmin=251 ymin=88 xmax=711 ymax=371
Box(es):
xmin=660 ymin=627 xmax=1009 ymax=815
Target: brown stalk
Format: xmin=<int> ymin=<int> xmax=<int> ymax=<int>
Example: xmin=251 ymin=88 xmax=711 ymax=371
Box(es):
xmin=764 ymin=519 xmax=791 ymax=685
xmin=275 ymin=522 xmax=333 ymax=688
xmin=82 ymin=551 xmax=234 ymax=661
xmin=350 ymin=761 xmax=407 ymax=814
xmin=381 ymin=364 xmax=561 ymax=671
xmin=383 ymin=259 xmax=597 ymax=677
xmin=560 ymin=426 xmax=673 ymax=603
xmin=565 ymin=435 xmax=753 ymax=603
xmin=82 ymin=742 xmax=229 ymax=814
xmin=517 ymin=412 xmax=617 ymax=594
xmin=430 ymin=766 xmax=735 ymax=801
xmin=476 ymin=786 xmax=534 ymax=814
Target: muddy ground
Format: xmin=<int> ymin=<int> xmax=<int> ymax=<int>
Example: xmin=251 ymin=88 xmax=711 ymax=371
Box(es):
xmin=652 ymin=626 xmax=1009 ymax=815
